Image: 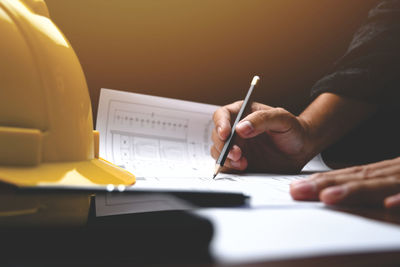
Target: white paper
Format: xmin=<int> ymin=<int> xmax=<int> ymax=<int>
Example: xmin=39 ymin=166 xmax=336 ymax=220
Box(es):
xmin=97 ymin=88 xmax=218 ymax=178
xmin=95 ymin=193 xmax=193 ymax=217
xmin=195 ymin=208 xmax=400 ymax=264
xmin=96 ymin=88 xmax=330 ymax=207
xmin=96 ymin=89 xmax=400 ymax=263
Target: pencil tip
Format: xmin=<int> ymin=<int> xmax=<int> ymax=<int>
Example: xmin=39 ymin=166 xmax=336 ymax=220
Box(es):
xmin=213 ymin=164 xmax=221 ymax=179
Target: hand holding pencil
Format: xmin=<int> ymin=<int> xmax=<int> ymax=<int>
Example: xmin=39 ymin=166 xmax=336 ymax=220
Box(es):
xmin=213 ymin=76 xmax=260 ymax=178
xmin=210 ymin=76 xmax=312 ymax=176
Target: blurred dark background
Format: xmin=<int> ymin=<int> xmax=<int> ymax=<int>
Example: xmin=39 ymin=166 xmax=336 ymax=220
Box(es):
xmin=45 ymin=0 xmax=379 ymax=125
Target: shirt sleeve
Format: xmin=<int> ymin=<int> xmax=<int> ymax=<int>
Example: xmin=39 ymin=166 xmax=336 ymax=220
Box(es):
xmin=311 ymin=0 xmax=400 ymax=107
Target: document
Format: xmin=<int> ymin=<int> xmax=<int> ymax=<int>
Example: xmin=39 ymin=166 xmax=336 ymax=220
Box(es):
xmin=95 ymin=193 xmax=193 ymax=217
xmin=97 ymin=88 xmax=218 ymax=178
xmin=96 ymin=88 xmax=330 ymax=207
xmin=196 ymin=207 xmax=400 ymax=264
xmin=96 ymin=89 xmax=400 ymax=263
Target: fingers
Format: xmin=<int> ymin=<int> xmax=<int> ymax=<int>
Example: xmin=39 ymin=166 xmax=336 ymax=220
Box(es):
xmin=226 ymin=145 xmax=243 ymax=162
xmin=211 ymin=127 xmax=243 ymax=161
xmin=290 ymin=179 xmax=319 ymax=201
xmin=210 ymin=145 xmax=247 ymax=171
xmin=213 ymin=101 xmax=243 ymax=141
xmin=236 ymin=107 xmax=296 ymax=139
xmin=226 ymin=156 xmax=248 ymax=171
xmin=211 ymin=127 xmax=225 ymax=152
xmin=320 ymin=177 xmax=400 ymax=206
xmin=313 ymin=164 xmax=400 ymax=184
xmin=291 ymin=159 xmax=400 ymax=201
xmin=313 ymin=157 xmax=400 ymax=177
xmin=290 ymin=161 xmax=400 ymax=207
xmin=291 ymin=175 xmax=400 ymax=206
xmin=384 ymin=193 xmax=400 ymax=209
xmin=211 ymin=101 xmax=250 ymax=172
xmin=291 ymin=168 xmax=389 ymax=200
xmin=212 ymin=101 xmax=276 ymax=140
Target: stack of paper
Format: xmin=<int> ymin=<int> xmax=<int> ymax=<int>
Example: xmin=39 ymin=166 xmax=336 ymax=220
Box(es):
xmin=96 ymin=88 xmax=400 ymax=264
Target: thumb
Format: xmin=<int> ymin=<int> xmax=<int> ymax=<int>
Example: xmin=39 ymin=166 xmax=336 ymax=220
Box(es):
xmin=235 ymin=108 xmax=296 ymax=138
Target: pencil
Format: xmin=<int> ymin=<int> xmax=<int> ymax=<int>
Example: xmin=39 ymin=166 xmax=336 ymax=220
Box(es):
xmin=213 ymin=75 xmax=260 ymax=179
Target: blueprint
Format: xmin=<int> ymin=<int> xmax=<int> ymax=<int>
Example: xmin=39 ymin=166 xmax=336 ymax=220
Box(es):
xmin=97 ymin=88 xmax=218 ymax=178
xmin=96 ymin=88 xmax=331 ymax=207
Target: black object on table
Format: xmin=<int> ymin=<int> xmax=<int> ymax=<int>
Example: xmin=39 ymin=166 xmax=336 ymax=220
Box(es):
xmin=0 ymin=190 xmax=214 ymax=266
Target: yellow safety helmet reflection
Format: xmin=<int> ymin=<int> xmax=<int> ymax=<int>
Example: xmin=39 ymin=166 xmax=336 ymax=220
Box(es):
xmin=0 ymin=0 xmax=135 ymax=187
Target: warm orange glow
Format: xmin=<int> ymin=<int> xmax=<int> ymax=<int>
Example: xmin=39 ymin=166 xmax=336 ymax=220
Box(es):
xmin=45 ymin=0 xmax=379 ymax=124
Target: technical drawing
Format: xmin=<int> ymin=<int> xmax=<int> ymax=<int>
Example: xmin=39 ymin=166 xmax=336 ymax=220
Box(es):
xmin=97 ymin=89 xmax=219 ymax=178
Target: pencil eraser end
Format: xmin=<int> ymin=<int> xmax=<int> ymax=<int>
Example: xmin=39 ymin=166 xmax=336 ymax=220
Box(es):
xmin=251 ymin=76 xmax=260 ymax=85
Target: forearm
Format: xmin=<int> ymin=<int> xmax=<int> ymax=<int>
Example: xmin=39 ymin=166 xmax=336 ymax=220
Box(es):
xmin=298 ymin=92 xmax=377 ymax=159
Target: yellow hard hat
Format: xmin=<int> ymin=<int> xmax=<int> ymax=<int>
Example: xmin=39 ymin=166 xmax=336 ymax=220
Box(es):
xmin=0 ymin=0 xmax=135 ymax=187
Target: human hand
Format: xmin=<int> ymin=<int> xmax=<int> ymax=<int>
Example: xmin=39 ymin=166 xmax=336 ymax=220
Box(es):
xmin=290 ymin=157 xmax=400 ymax=209
xmin=210 ymin=101 xmax=313 ymax=173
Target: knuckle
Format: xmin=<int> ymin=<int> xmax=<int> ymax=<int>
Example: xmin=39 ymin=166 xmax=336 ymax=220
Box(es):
xmin=212 ymin=112 xmax=217 ymax=121
xmin=211 ymin=129 xmax=219 ymax=142
xmin=216 ymin=142 xmax=224 ymax=152
xmin=210 ymin=146 xmax=220 ymax=159
xmin=239 ymin=159 xmax=248 ymax=171
xmin=360 ymin=166 xmax=374 ymax=178
xmin=387 ymin=175 xmax=400 ymax=185
xmin=210 ymin=146 xmax=216 ymax=157
xmin=274 ymin=107 xmax=295 ymax=126
xmin=351 ymin=165 xmax=364 ymax=173
xmin=274 ymin=107 xmax=287 ymax=114
xmin=238 ymin=165 xmax=246 ymax=171
xmin=274 ymin=107 xmax=292 ymax=119
xmin=255 ymin=110 xmax=269 ymax=121
xmin=346 ymin=181 xmax=363 ymax=193
xmin=234 ymin=100 xmax=243 ymax=106
xmin=310 ymin=173 xmax=325 ymax=180
xmin=315 ymin=177 xmax=337 ymax=189
xmin=212 ymin=108 xmax=223 ymax=121
xmin=231 ymin=101 xmax=243 ymax=111
xmin=250 ymin=102 xmax=258 ymax=110
xmin=213 ymin=107 xmax=230 ymax=123
xmin=251 ymin=102 xmax=264 ymax=111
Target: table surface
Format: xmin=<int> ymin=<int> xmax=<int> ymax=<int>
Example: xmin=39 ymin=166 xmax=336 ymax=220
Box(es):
xmin=198 ymin=206 xmax=400 ymax=267
xmin=1 ymin=184 xmax=400 ymax=267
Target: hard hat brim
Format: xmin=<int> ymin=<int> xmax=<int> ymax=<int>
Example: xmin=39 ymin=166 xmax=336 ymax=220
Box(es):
xmin=0 ymin=158 xmax=135 ymax=188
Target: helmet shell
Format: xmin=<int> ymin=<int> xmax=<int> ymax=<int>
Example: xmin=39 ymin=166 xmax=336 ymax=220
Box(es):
xmin=0 ymin=0 xmax=93 ymax=165
xmin=0 ymin=0 xmax=135 ymax=187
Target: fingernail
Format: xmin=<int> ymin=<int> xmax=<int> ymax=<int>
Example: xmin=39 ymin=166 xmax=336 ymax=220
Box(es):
xmin=230 ymin=160 xmax=241 ymax=168
xmin=291 ymin=180 xmax=316 ymax=197
xmin=385 ymin=194 xmax=400 ymax=208
xmin=236 ymin=121 xmax=254 ymax=136
xmin=323 ymin=186 xmax=347 ymax=202
xmin=228 ymin=151 xmax=234 ymax=160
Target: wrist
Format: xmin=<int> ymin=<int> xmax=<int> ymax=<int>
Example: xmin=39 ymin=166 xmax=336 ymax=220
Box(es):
xmin=297 ymin=114 xmax=320 ymax=164
xmin=297 ymin=93 xmax=378 ymax=164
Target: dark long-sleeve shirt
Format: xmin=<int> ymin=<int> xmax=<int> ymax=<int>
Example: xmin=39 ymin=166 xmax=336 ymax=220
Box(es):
xmin=311 ymin=0 xmax=400 ymax=166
